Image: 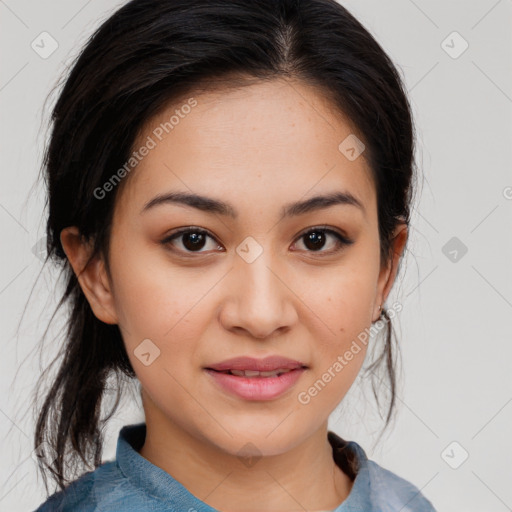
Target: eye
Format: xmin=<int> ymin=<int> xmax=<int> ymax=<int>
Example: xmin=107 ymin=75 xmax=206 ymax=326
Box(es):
xmin=161 ymin=225 xmax=354 ymax=256
xmin=161 ymin=227 xmax=222 ymax=254
xmin=291 ymin=226 xmax=354 ymax=255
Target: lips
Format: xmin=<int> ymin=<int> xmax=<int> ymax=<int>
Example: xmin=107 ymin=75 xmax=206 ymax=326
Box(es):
xmin=204 ymin=366 xmax=306 ymax=401
xmin=215 ymin=368 xmax=294 ymax=378
xmin=205 ymin=355 xmax=307 ymax=373
xmin=204 ymin=355 xmax=308 ymax=400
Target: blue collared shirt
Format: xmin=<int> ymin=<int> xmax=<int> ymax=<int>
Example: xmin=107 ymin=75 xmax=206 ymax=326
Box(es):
xmin=34 ymin=423 xmax=437 ymax=511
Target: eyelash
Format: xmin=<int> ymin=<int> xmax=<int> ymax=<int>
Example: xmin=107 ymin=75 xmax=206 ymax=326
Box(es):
xmin=160 ymin=225 xmax=354 ymax=257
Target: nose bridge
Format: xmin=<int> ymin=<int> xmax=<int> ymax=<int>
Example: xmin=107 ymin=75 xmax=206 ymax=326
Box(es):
xmin=223 ymin=236 xmax=295 ymax=337
xmin=237 ymin=237 xmax=282 ymax=304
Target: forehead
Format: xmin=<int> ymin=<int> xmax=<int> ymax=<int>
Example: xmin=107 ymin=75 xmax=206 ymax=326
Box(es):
xmin=118 ymin=78 xmax=376 ymax=221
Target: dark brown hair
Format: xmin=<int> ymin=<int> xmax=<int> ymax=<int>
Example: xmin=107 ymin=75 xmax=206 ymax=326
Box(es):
xmin=33 ymin=0 xmax=417 ymax=494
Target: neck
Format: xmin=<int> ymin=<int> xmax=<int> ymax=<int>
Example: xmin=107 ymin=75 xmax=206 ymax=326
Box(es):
xmin=138 ymin=408 xmax=353 ymax=511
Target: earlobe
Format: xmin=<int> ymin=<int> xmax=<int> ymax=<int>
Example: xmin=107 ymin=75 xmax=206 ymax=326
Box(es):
xmin=374 ymin=223 xmax=408 ymax=321
xmin=60 ymin=226 xmax=118 ymax=325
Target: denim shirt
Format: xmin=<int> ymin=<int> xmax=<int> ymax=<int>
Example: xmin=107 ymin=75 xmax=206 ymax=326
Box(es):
xmin=34 ymin=423 xmax=437 ymax=511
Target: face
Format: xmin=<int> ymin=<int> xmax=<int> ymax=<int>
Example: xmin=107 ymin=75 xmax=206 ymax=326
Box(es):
xmin=64 ymin=78 xmax=406 ymax=458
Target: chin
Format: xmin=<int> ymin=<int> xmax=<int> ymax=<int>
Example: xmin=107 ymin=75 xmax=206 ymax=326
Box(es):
xmin=203 ymin=422 xmax=311 ymax=459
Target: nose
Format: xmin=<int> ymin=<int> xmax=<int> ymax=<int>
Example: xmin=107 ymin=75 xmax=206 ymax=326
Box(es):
xmin=218 ymin=248 xmax=298 ymax=339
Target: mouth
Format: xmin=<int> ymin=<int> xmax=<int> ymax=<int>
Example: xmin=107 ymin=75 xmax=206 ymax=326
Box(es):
xmin=203 ymin=366 xmax=308 ymax=401
xmin=206 ymin=367 xmax=306 ymax=378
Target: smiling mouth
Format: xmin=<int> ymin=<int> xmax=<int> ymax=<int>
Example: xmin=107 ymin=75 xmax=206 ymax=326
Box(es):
xmin=204 ymin=366 xmax=307 ymax=401
xmin=208 ymin=368 xmax=300 ymax=378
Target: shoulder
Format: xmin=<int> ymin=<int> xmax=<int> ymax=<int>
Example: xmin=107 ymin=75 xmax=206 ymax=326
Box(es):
xmin=33 ymin=460 xmax=137 ymax=512
xmin=33 ymin=466 xmax=98 ymax=512
xmin=364 ymin=455 xmax=437 ymax=512
xmin=328 ymin=432 xmax=437 ymax=511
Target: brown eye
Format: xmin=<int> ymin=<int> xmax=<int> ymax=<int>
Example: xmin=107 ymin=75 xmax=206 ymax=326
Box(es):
xmin=161 ymin=228 xmax=222 ymax=254
xmin=293 ymin=227 xmax=354 ymax=254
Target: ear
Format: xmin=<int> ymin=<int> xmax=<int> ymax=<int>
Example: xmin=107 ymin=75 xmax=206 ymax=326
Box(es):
xmin=60 ymin=226 xmax=118 ymax=325
xmin=372 ymin=222 xmax=408 ymax=322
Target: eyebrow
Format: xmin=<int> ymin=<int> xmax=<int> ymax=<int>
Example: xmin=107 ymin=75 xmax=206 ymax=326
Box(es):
xmin=141 ymin=190 xmax=365 ymax=219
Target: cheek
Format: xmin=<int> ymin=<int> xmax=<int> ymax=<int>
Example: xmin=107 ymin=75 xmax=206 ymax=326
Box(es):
xmin=112 ymin=268 xmax=211 ymax=406
xmin=109 ymin=248 xmax=221 ymax=364
xmin=305 ymin=234 xmax=380 ymax=333
xmin=295 ymin=265 xmax=377 ymax=410
xmin=306 ymin=268 xmax=376 ymax=348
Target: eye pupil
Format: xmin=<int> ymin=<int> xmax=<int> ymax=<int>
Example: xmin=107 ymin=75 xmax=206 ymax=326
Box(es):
xmin=304 ymin=231 xmax=326 ymax=251
xmin=183 ymin=232 xmax=206 ymax=251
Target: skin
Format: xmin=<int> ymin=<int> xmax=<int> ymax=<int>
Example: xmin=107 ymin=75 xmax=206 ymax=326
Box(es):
xmin=61 ymin=77 xmax=407 ymax=512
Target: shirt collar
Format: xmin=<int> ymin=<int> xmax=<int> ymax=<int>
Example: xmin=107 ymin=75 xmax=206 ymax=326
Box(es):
xmin=116 ymin=422 xmax=218 ymax=511
xmin=116 ymin=422 xmax=372 ymax=511
xmin=328 ymin=430 xmax=373 ymax=511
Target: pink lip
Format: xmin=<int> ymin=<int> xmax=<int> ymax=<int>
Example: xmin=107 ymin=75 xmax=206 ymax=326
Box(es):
xmin=205 ymin=355 xmax=306 ymax=372
xmin=204 ymin=367 xmax=306 ymax=401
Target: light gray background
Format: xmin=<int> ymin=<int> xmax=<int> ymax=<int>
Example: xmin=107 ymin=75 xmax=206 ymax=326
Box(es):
xmin=1 ymin=1 xmax=511 ymax=511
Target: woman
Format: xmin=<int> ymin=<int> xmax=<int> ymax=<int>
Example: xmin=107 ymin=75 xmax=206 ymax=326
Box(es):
xmin=33 ymin=0 xmax=436 ymax=510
